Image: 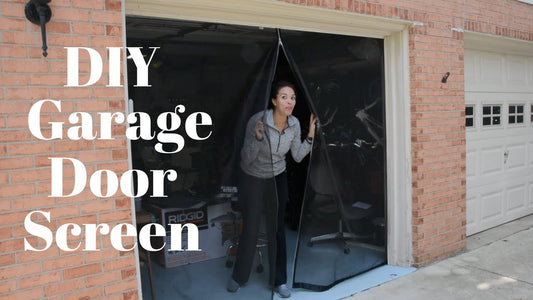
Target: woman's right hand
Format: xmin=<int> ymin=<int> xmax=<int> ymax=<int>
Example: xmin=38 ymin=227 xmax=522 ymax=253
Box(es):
xmin=254 ymin=116 xmax=265 ymax=141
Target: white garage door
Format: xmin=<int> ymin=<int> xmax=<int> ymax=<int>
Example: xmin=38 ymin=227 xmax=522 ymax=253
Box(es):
xmin=465 ymin=48 xmax=533 ymax=236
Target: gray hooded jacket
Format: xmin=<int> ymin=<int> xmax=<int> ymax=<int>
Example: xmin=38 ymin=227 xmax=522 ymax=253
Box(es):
xmin=240 ymin=109 xmax=312 ymax=178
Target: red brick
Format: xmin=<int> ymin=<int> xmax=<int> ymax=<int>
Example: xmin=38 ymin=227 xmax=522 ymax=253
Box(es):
xmin=63 ymin=287 xmax=102 ymax=300
xmin=0 ymin=172 xmax=8 ymax=184
xmin=0 ymin=130 xmax=32 ymax=142
xmin=54 ymin=140 xmax=94 ymax=152
xmin=63 ymin=263 xmax=102 ymax=279
xmin=103 ymin=255 xmax=136 ymax=272
xmin=49 ymin=0 xmax=71 ymax=7
xmin=0 ymin=279 xmax=16 ymax=294
xmin=93 ymin=87 xmax=124 ymax=98
xmin=0 ymin=74 xmax=29 ymax=86
xmin=0 ymin=183 xmax=34 ymax=198
xmin=0 ymin=288 xmax=43 ymax=300
xmin=91 ymin=11 xmax=122 ymax=24
xmin=5 ymin=87 xmax=49 ymax=100
xmin=0 ymin=17 xmax=25 ymax=30
xmin=30 ymin=74 xmax=67 ymax=86
xmin=0 ymin=199 xmax=12 ymax=212
xmin=76 ymin=100 xmax=109 ymax=111
xmin=72 ymin=23 xmax=106 ymax=35
xmin=0 ymin=3 xmax=25 ymax=17
xmin=51 ymin=8 xmax=90 ymax=22
xmin=44 ymin=278 xmax=85 ymax=297
xmin=112 ymin=149 xmax=127 ymax=160
xmin=105 ymin=0 xmax=122 ymax=11
xmin=109 ymin=100 xmax=125 ymax=110
xmin=44 ymin=21 xmax=71 ymax=34
xmin=0 ymin=237 xmax=26 ymax=253
xmin=85 ymin=270 xmax=121 ymax=287
xmin=42 ymin=254 xmax=84 ymax=271
xmin=121 ymin=267 xmax=136 ymax=279
xmin=3 ymin=60 xmax=49 ymax=73
xmin=47 ymin=204 xmax=80 ymax=219
xmin=115 ymin=198 xmax=131 ymax=209
xmin=48 ymin=34 xmax=90 ymax=47
xmin=0 ymin=102 xmax=31 ymax=114
xmin=104 ymin=278 xmax=137 ymax=295
xmin=84 ymin=247 xmax=119 ymax=264
xmin=51 ymin=87 xmax=92 ymax=99
xmin=106 ymin=25 xmax=122 ymax=36
xmin=0 ymin=262 xmax=41 ymax=280
xmin=19 ymin=271 xmax=62 ymax=289
xmin=0 ymin=227 xmax=12 ymax=240
xmin=73 ymin=0 xmax=104 ymax=9
xmin=13 ymin=195 xmax=56 ymax=210
xmin=10 ymin=168 xmax=50 ymax=183
xmin=9 ymin=142 xmax=52 ymax=156
xmin=90 ymin=36 xmax=122 ymax=48
xmin=81 ymin=199 xmax=114 ymax=214
xmin=2 ymin=31 xmax=41 ymax=46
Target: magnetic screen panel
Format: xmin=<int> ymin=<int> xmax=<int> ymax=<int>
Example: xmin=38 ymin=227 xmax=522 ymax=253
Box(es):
xmin=127 ymin=17 xmax=279 ymax=300
xmin=280 ymin=30 xmax=387 ymax=291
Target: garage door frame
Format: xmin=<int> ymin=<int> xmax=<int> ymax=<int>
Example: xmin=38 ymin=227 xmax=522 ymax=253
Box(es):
xmin=124 ymin=0 xmax=413 ymax=271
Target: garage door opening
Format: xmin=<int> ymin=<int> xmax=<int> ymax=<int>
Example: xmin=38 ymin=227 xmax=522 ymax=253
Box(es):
xmin=126 ymin=16 xmax=387 ymax=299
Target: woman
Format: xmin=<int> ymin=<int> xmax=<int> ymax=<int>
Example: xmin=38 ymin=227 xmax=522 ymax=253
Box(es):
xmin=227 ymin=81 xmax=317 ymax=298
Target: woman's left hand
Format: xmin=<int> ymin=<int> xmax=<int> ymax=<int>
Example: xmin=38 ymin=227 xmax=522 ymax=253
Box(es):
xmin=308 ymin=114 xmax=317 ymax=138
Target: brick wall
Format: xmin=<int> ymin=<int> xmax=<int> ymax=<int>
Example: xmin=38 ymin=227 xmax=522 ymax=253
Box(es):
xmin=0 ymin=0 xmax=137 ymax=299
xmin=280 ymin=0 xmax=533 ymax=266
xmin=1 ymin=0 xmax=533 ymax=299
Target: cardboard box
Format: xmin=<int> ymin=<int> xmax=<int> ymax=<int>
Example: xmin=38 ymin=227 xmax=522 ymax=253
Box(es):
xmin=143 ymin=200 xmax=234 ymax=268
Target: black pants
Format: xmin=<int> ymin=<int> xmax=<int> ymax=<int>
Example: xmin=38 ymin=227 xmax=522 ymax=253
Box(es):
xmin=232 ymin=171 xmax=289 ymax=286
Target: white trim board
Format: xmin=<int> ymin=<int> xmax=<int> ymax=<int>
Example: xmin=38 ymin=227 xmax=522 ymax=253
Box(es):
xmin=125 ymin=0 xmax=408 ymax=38
xmin=464 ymin=31 xmax=533 ymax=57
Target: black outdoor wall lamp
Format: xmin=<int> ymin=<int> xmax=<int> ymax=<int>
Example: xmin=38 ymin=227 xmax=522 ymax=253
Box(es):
xmin=25 ymin=0 xmax=52 ymax=57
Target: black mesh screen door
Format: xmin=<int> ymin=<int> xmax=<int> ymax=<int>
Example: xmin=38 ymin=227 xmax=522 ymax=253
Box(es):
xmin=279 ymin=29 xmax=388 ymax=291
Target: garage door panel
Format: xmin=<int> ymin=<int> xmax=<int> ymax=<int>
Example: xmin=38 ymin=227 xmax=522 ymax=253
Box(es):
xmin=480 ymin=146 xmax=504 ymax=175
xmin=506 ymin=143 xmax=527 ymax=170
xmin=506 ymin=55 xmax=528 ymax=86
xmin=481 ymin=190 xmax=504 ymax=221
xmin=467 ymin=184 xmax=533 ymax=235
xmin=466 ymin=149 xmax=476 ymax=178
xmin=479 ymin=53 xmax=503 ymax=86
xmin=506 ymin=184 xmax=527 ymax=213
xmin=527 ymin=57 xmax=533 ymax=85
xmin=466 ymin=194 xmax=477 ymax=227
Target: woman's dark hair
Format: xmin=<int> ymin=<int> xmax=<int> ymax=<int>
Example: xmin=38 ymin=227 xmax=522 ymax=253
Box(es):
xmin=268 ymin=80 xmax=296 ymax=108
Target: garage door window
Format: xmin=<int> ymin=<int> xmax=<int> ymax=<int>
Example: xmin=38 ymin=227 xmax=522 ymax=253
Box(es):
xmin=482 ymin=105 xmax=501 ymax=126
xmin=465 ymin=105 xmax=474 ymax=127
xmin=508 ymin=104 xmax=524 ymax=124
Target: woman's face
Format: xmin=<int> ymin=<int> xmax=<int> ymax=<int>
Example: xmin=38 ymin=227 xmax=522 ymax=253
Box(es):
xmin=272 ymin=86 xmax=296 ymax=117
